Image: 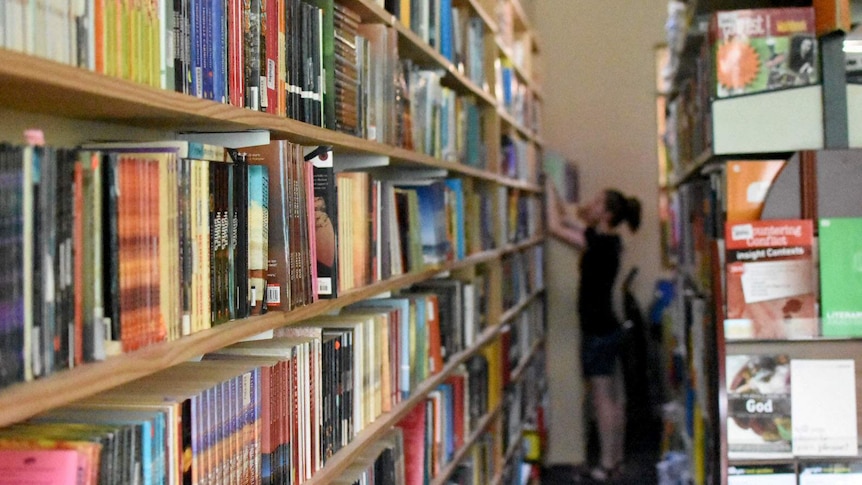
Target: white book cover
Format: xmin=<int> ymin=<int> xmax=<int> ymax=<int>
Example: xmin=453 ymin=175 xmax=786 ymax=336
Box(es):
xmin=791 ymin=359 xmax=858 ymax=456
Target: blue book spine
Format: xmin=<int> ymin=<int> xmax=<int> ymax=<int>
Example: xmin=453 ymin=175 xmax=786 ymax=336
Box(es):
xmin=212 ymin=0 xmax=226 ymax=103
xmin=439 ymin=0 xmax=452 ymax=61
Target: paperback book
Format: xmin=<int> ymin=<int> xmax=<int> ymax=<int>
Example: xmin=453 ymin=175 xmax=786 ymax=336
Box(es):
xmin=818 ymin=218 xmax=862 ymax=337
xmin=724 ymin=219 xmax=818 ymax=340
xmin=726 ymin=354 xmax=792 ymax=455
xmin=711 ymin=7 xmax=818 ymax=98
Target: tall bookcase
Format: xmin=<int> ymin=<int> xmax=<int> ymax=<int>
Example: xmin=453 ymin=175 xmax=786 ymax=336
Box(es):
xmin=0 ymin=0 xmax=547 ymax=483
xmin=659 ymin=1 xmax=862 ymax=485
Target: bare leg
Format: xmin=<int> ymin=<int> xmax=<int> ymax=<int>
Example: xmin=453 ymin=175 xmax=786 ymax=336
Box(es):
xmin=589 ymin=363 xmax=626 ymax=472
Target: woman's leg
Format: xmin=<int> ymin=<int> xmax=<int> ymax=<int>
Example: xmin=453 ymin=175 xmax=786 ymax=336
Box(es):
xmin=589 ymin=363 xmax=626 ymax=471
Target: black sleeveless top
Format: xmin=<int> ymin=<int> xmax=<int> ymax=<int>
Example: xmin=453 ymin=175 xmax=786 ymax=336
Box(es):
xmin=578 ymin=227 xmax=622 ymax=336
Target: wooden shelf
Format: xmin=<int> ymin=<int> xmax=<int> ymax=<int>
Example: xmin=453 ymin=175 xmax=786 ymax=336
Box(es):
xmin=0 ymin=49 xmax=540 ymax=190
xmin=510 ymin=338 xmax=544 ymax=384
xmin=430 ymin=400 xmax=505 ymax=485
xmin=0 ymin=246 xmax=525 ymax=427
xmin=491 ymin=433 xmax=525 ymax=485
xmin=500 ymin=288 xmax=545 ymax=325
xmin=306 ymin=322 xmax=505 ymax=484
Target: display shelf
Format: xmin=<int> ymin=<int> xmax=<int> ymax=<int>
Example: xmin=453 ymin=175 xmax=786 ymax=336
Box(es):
xmin=0 ymin=243 xmax=520 ymax=428
xmin=307 ymin=322 xmax=506 ymax=484
xmin=430 ymin=400 xmax=506 ymax=485
xmin=711 ymin=86 xmax=825 ymax=155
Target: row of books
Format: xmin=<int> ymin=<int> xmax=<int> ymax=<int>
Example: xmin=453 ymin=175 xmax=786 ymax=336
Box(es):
xmin=0 ymin=134 xmax=517 ymax=389
xmin=402 ymin=66 xmax=488 ymax=168
xmin=0 ymin=139 xmax=273 ymax=385
xmin=499 ymin=246 xmax=543 ymax=311
xmin=2 ymin=0 xmax=521 ymax=154
xmin=500 ymin=189 xmax=542 ymax=247
xmin=496 ymin=58 xmax=539 ymax=134
xmin=383 ymin=0 xmax=487 ymax=89
xmin=0 ymin=289 xmax=502 ymax=485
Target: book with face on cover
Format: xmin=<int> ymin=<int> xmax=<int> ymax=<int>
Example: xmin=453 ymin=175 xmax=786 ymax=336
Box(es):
xmin=724 ymin=219 xmax=818 ymax=340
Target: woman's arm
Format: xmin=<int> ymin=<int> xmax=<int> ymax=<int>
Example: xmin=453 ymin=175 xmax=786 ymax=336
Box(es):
xmin=546 ymin=181 xmax=586 ymax=249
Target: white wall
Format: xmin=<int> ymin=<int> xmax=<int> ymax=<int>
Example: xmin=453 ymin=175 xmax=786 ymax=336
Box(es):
xmin=530 ymin=0 xmax=669 ymax=465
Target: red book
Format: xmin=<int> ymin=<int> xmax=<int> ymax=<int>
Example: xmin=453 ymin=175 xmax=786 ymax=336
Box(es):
xmin=724 ymin=219 xmax=818 ymax=340
xmin=396 ymin=403 xmax=428 ymax=485
xmin=264 ymin=0 xmax=280 ymax=114
xmin=228 ymin=0 xmax=245 ymax=106
xmin=445 ymin=373 xmax=466 ymax=450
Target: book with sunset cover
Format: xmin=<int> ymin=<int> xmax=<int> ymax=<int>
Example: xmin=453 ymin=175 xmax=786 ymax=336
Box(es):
xmin=710 ymin=7 xmax=818 ymax=98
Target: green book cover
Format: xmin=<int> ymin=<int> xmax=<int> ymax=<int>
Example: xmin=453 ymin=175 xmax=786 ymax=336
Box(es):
xmin=819 ymin=217 xmax=862 ymax=336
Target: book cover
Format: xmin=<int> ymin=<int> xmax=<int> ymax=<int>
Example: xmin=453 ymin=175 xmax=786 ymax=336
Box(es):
xmin=818 ymin=218 xmax=862 ymax=337
xmin=791 ymin=359 xmax=858 ymax=456
xmin=239 ymin=142 xmax=292 ymax=310
xmin=711 ymin=7 xmax=818 ymax=98
xmin=0 ymin=449 xmax=81 ymax=485
xmin=726 ymin=354 xmax=792 ymax=455
xmin=724 ymin=219 xmax=818 ymax=340
xmin=395 ymin=402 xmax=427 ymax=485
xmin=725 ymin=160 xmax=788 ymax=223
xmin=305 ymin=147 xmax=337 ymax=298
xmin=247 ymin=164 xmax=269 ymax=316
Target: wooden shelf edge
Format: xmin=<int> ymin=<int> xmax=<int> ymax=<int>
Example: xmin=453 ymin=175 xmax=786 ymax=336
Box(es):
xmin=509 ymin=338 xmax=545 ymax=384
xmin=491 ymin=433 xmax=525 ymax=485
xmin=430 ymin=400 xmax=505 ymax=485
xmin=499 ymin=289 xmax=544 ymax=325
xmin=466 ymin=0 xmax=499 ymax=34
xmin=669 ymin=148 xmax=715 ymax=188
xmin=305 ymin=323 xmax=504 ymax=484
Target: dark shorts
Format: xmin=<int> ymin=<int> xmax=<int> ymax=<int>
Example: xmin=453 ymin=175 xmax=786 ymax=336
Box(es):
xmin=582 ymin=330 xmax=622 ymax=377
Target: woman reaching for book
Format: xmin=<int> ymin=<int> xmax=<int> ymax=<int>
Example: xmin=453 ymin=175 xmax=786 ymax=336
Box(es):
xmin=546 ymin=182 xmax=641 ymax=483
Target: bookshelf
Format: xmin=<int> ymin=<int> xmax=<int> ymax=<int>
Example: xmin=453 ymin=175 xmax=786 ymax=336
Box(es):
xmin=0 ymin=0 xmax=547 ymax=482
xmin=659 ymin=2 xmax=862 ymax=484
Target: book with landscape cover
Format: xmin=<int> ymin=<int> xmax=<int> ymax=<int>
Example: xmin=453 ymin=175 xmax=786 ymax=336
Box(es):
xmin=726 ymin=354 xmax=792 ymax=455
xmin=724 ymin=219 xmax=818 ymax=340
xmin=247 ymin=164 xmax=269 ymax=315
xmin=818 ymin=217 xmax=862 ymax=337
xmin=710 ymin=7 xmax=818 ymax=98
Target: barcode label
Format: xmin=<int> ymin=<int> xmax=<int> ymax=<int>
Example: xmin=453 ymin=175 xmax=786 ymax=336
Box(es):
xmin=243 ymin=374 xmax=252 ymax=406
xmin=267 ymin=285 xmax=281 ymax=306
xmin=267 ymin=60 xmax=276 ymax=89
xmin=317 ymin=278 xmax=332 ymax=295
